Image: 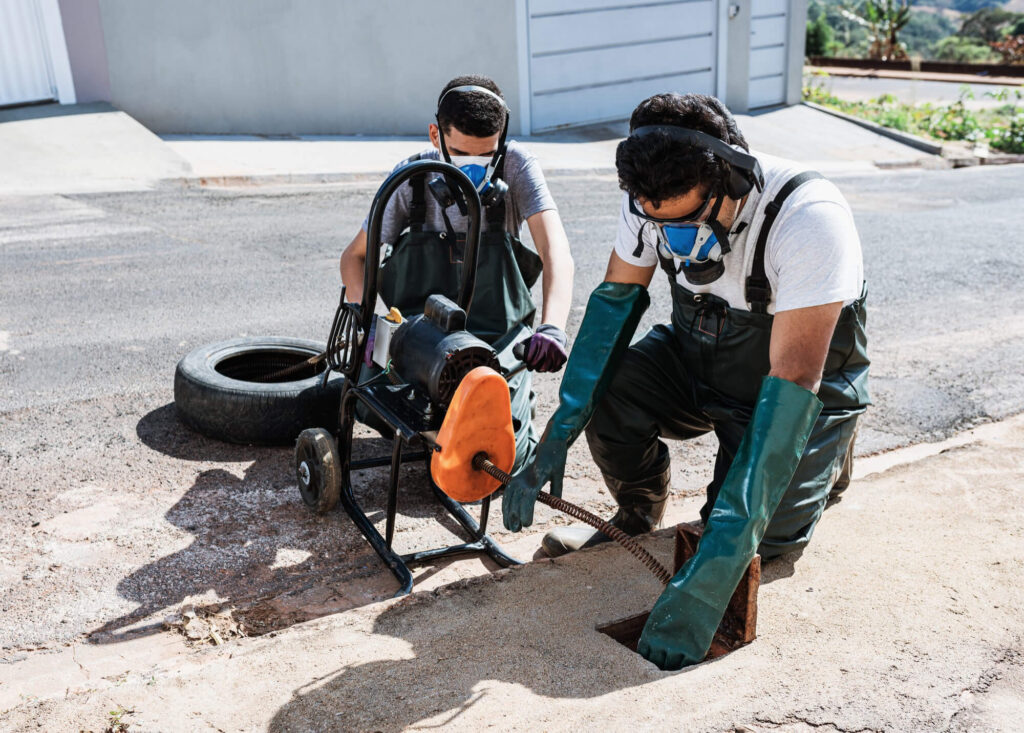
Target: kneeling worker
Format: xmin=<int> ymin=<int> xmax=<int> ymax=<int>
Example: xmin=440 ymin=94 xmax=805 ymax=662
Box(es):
xmin=503 ymin=93 xmax=869 ymax=669
xmin=340 ymin=75 xmax=575 ymax=469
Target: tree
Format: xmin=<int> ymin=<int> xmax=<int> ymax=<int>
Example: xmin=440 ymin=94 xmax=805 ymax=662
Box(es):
xmin=958 ymin=7 xmax=1021 ymax=43
xmin=991 ymin=34 xmax=1024 ymax=64
xmin=902 ymin=10 xmax=958 ymax=56
xmin=807 ymin=14 xmax=835 ymax=55
xmin=840 ymin=0 xmax=914 ymax=60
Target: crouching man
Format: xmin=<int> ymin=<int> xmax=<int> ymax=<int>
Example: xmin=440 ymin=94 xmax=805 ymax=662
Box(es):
xmin=340 ymin=75 xmax=575 ymax=469
xmin=503 ymin=93 xmax=869 ymax=669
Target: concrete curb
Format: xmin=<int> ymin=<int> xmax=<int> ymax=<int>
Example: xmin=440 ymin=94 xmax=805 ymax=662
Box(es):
xmin=162 ymin=166 xmax=620 ymax=189
xmin=802 ymin=101 xmax=944 ymax=156
xmin=806 ymin=63 xmax=1024 ymax=87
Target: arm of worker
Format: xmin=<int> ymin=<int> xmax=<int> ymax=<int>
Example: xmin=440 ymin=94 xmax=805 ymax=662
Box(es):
xmin=767 ymin=301 xmax=843 ymax=392
xmin=339 ymin=159 xmax=413 ymax=307
xmin=503 ymin=249 xmax=652 ymax=532
xmin=528 ymin=209 xmax=574 ymax=329
xmin=339 ymin=229 xmax=368 ymax=305
xmin=513 ymin=210 xmax=576 ymax=372
xmin=765 ymin=192 xmax=861 ymax=392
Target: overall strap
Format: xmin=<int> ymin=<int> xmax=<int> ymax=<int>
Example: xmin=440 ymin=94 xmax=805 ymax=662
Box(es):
xmin=486 ymin=154 xmax=507 ymax=232
xmin=408 ymin=153 xmax=427 ymax=232
xmin=745 ymin=171 xmax=825 ymax=314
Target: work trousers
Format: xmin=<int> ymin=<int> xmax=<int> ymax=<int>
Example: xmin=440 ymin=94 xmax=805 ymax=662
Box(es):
xmin=585 ymin=324 xmax=859 ymax=559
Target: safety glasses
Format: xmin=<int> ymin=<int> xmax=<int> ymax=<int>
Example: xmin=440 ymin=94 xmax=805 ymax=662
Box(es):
xmin=629 ymin=192 xmax=718 ymax=261
xmin=627 ymin=189 xmax=714 ymax=226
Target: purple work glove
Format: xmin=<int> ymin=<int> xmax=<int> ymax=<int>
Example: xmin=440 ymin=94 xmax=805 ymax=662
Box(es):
xmin=519 ymin=324 xmax=568 ymax=373
xmin=363 ymin=318 xmax=377 ymax=368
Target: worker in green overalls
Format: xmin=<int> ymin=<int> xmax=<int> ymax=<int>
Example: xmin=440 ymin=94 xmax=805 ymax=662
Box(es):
xmin=340 ymin=75 xmax=575 ymax=470
xmin=503 ymin=93 xmax=870 ymax=669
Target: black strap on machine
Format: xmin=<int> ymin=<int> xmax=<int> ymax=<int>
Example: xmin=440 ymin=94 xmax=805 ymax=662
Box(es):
xmin=745 ymin=171 xmax=825 ymax=314
xmin=485 ymin=154 xmax=507 ymax=232
xmin=408 ymin=153 xmax=427 ymax=232
xmin=408 ymin=153 xmax=507 ymax=240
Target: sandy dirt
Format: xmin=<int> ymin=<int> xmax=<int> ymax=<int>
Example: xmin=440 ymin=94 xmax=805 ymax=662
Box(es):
xmin=2 ymin=415 xmax=1022 ymax=732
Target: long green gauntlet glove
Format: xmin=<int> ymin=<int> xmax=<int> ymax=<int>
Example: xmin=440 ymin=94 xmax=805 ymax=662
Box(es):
xmin=502 ymin=282 xmax=650 ymax=532
xmin=638 ymin=376 xmax=823 ymax=670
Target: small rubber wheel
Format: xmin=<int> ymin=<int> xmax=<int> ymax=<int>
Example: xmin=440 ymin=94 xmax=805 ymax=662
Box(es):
xmin=295 ymin=428 xmax=341 ymax=514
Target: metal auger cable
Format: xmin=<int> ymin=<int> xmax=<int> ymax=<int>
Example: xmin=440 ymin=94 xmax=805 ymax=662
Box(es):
xmin=472 ymin=453 xmax=673 ymax=585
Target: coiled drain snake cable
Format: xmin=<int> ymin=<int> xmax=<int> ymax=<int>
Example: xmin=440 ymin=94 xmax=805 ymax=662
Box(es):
xmin=472 ymin=453 xmax=672 ymax=585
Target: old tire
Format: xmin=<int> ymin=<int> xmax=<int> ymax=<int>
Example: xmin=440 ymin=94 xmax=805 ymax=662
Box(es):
xmin=174 ymin=337 xmax=343 ymax=446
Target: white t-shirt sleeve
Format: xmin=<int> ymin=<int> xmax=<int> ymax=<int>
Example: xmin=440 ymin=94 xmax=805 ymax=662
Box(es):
xmin=769 ymin=186 xmax=863 ymax=313
xmin=613 ymin=194 xmax=659 ymax=267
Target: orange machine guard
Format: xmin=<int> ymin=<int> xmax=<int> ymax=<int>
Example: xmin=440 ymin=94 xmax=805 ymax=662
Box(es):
xmin=431 ymin=366 xmax=516 ymax=502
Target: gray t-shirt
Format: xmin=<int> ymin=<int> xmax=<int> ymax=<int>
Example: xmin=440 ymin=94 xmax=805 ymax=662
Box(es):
xmin=361 ymin=141 xmax=557 ymax=244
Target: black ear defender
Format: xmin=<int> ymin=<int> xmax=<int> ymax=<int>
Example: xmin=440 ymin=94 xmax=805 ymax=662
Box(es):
xmin=432 ymin=85 xmax=511 ymax=210
xmin=630 ymin=125 xmax=765 ymax=200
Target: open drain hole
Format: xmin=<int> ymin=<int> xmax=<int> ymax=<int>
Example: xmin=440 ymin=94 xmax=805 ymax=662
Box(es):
xmin=596 ymin=523 xmax=762 ymax=661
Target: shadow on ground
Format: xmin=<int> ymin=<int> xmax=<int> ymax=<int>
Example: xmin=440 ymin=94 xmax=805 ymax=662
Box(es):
xmin=88 ymin=403 xmax=492 ymax=644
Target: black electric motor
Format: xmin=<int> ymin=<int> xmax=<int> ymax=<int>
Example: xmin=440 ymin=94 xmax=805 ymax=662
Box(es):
xmin=389 ymin=294 xmax=499 ymax=407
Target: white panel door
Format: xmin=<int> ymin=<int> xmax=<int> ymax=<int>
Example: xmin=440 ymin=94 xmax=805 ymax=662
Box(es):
xmin=528 ymin=0 xmax=719 ymax=132
xmin=0 ymin=0 xmax=57 ymax=107
xmin=748 ymin=0 xmax=788 ymax=108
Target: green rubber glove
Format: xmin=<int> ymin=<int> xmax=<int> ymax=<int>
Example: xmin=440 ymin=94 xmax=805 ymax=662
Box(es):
xmin=503 ymin=282 xmax=650 ymax=532
xmin=638 ymin=376 xmax=823 ymax=670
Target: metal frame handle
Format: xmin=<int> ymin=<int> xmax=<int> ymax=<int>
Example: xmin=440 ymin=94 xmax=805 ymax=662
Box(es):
xmin=360 ymin=160 xmax=484 ymax=369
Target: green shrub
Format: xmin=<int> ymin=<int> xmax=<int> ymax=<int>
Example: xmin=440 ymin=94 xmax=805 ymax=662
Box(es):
xmin=931 ymin=35 xmax=1000 ymax=61
xmin=803 ymin=75 xmax=1024 ymax=152
xmin=807 ymin=14 xmax=835 ymax=56
xmin=986 ymin=114 xmax=1024 ymax=153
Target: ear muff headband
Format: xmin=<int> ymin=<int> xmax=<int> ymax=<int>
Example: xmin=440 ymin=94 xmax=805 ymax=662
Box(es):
xmin=630 ymin=125 xmax=765 ymax=199
xmin=436 ymin=84 xmax=509 ymax=113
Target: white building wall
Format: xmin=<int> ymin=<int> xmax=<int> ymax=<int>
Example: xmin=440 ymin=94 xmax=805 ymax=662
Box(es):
xmin=96 ymin=0 xmax=523 ymax=135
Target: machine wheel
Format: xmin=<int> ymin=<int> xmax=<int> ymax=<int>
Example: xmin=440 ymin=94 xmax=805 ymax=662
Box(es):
xmin=174 ymin=337 xmax=344 ymax=445
xmin=295 ymin=428 xmax=341 ymax=514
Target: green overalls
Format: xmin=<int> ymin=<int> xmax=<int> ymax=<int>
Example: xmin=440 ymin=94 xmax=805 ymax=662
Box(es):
xmin=371 ymin=165 xmax=543 ymax=471
xmin=585 ymin=172 xmax=870 ymax=558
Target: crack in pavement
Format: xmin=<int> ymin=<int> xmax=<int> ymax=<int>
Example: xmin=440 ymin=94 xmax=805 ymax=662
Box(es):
xmin=942 ymin=643 xmax=1023 ymax=732
xmin=753 ymin=713 xmax=884 ymax=732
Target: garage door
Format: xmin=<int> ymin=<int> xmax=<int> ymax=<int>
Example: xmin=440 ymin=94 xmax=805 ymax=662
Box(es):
xmin=748 ymin=0 xmax=788 ymax=109
xmin=528 ymin=0 xmax=719 ymax=132
xmin=0 ymin=0 xmax=58 ymax=107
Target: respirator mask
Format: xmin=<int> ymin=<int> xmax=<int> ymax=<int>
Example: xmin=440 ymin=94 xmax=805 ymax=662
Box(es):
xmin=630 ymin=191 xmax=733 ymax=286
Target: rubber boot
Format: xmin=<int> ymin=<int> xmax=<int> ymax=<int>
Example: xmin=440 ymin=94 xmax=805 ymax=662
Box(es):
xmin=541 ymin=466 xmax=670 ymax=557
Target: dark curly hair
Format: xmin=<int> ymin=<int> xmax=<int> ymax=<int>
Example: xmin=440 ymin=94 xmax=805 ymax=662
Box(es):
xmin=615 ymin=93 xmax=750 ymax=207
xmin=436 ymin=75 xmax=507 ymax=138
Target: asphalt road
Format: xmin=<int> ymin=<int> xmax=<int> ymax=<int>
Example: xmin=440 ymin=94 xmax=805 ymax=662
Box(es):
xmin=1 ymin=164 xmax=1023 ymax=654
xmin=3 ymin=165 xmax=1023 ymax=448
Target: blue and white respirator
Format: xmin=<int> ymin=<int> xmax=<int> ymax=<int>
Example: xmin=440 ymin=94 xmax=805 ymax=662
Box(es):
xmin=449 ymin=155 xmax=500 ymax=197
